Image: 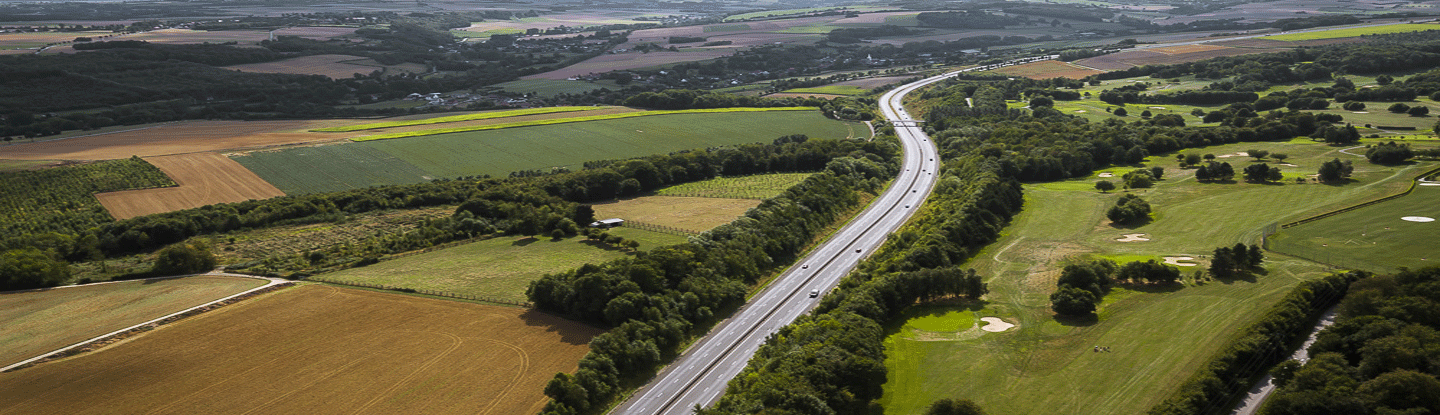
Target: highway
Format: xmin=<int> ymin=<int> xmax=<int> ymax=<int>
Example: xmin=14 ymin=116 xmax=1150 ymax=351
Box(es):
xmin=612 ymin=66 xmax=973 ymax=415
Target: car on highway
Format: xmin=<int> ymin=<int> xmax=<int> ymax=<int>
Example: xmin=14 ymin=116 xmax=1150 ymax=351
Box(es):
xmin=809 ymin=289 xmax=819 ymax=298
xmin=801 ymin=264 xmax=809 ymax=269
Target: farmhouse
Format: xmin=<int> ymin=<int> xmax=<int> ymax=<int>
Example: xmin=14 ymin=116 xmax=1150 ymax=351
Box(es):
xmin=589 ymin=218 xmax=625 ymax=228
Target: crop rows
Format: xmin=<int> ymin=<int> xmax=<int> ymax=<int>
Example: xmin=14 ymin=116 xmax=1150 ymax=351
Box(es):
xmin=349 ymin=107 xmax=818 ymax=141
xmin=0 ymin=157 xmax=175 ymax=236
xmin=656 ymin=172 xmax=815 ymax=200
xmin=311 ymin=106 xmax=603 ymax=132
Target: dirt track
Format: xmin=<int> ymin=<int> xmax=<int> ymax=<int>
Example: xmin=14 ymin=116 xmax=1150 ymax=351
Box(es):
xmin=95 ymin=152 xmax=285 ymax=219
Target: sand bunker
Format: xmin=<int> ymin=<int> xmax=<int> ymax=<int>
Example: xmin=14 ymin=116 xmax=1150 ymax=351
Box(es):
xmin=980 ymin=317 xmax=1015 ymax=332
xmin=1116 ymin=233 xmax=1150 ymax=242
xmin=1149 ymin=106 xmax=1166 ymax=109
xmin=1075 ymin=110 xmax=1087 ymax=113
xmin=1420 ymin=183 xmax=1440 ymax=186
xmin=1401 ymin=216 xmax=1435 ymax=222
xmin=1098 ymin=172 xmax=1114 ymax=178
xmin=1216 ymin=152 xmax=1247 ymax=158
xmin=1164 ymin=256 xmax=1198 ymax=266
xmin=1352 ymin=111 xmax=1369 ymax=114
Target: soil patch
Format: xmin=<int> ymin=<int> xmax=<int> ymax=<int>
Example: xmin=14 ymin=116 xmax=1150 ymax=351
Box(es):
xmin=1115 ymin=233 xmax=1150 ymax=242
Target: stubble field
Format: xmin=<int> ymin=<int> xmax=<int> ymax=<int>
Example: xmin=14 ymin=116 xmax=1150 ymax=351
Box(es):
xmin=95 ymin=152 xmax=285 ymax=218
xmin=0 ymin=284 xmax=600 ymax=414
xmin=0 ymin=119 xmax=338 ymax=161
xmin=990 ymin=60 xmax=1104 ymax=79
xmin=0 ymin=275 xmax=264 ymax=368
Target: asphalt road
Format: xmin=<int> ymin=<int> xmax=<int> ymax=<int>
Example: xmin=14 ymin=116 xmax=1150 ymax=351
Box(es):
xmin=610 ymin=66 xmax=983 ymax=415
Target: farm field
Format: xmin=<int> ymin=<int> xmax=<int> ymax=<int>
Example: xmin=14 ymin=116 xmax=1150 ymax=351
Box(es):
xmin=1264 ymin=22 xmax=1440 ymax=41
xmin=238 ymin=110 xmax=858 ymax=194
xmin=317 ymin=229 xmax=683 ymax=304
xmin=592 ymin=196 xmax=761 ymax=233
xmin=1269 ymin=167 xmax=1440 ymax=273
xmin=0 ymin=30 xmax=113 ymax=52
xmin=95 ymin=152 xmax=284 ymax=219
xmin=314 ymin=106 xmax=607 ymax=132
xmin=1076 ymin=44 xmax=1289 ymax=70
xmin=232 ymin=144 xmax=433 ymax=195
xmin=782 ymin=85 xmax=869 ymax=96
xmin=488 ymin=79 xmax=621 ymax=97
xmin=0 ymin=275 xmax=264 ymax=368
xmin=0 ymin=157 xmax=174 ymax=236
xmin=0 ymin=284 xmax=600 ymax=414
xmin=990 ymin=60 xmax=1104 ymax=79
xmin=655 ymin=172 xmax=814 ymax=199
xmin=348 ymin=107 xmax=826 ymax=141
xmin=223 ymin=54 xmax=398 ymax=79
xmin=0 ymin=119 xmax=338 ymax=161
xmin=878 ymin=139 xmax=1435 ymax=414
xmin=455 ymin=12 xmax=661 ymax=36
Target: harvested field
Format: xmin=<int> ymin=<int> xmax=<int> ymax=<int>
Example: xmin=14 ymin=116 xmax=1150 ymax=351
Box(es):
xmin=271 ymin=26 xmax=358 ymax=40
xmin=0 ymin=120 xmax=340 ymax=161
xmin=95 ymin=152 xmax=285 ymax=219
xmin=523 ymin=49 xmax=733 ymax=80
xmin=0 ymin=285 xmax=600 ymax=414
xmin=1147 ymin=44 xmax=1228 ymax=54
xmin=224 ymin=54 xmax=387 ymax=79
xmin=767 ymin=93 xmax=848 ymax=100
xmin=0 ymin=275 xmax=264 ymax=368
xmin=0 ymin=30 xmax=113 ymax=51
xmin=991 ymin=60 xmax=1103 ymax=80
xmin=593 ymin=195 xmax=761 ymax=232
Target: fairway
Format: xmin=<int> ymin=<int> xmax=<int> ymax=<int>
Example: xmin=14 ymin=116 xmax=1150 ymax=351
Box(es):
xmin=0 ymin=276 xmax=264 ymax=368
xmin=0 ymin=285 xmax=600 ymax=414
xmin=1269 ymin=177 xmax=1440 ymax=272
xmin=317 ymin=230 xmax=686 ymax=303
xmin=878 ymin=139 xmax=1434 ymax=414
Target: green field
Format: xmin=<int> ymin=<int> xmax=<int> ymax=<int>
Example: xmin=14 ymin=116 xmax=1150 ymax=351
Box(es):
xmin=0 ymin=275 xmax=264 ymax=367
xmin=783 ymin=85 xmax=870 ymax=96
xmin=232 ymin=144 xmax=432 ymax=194
xmin=238 ymin=110 xmax=856 ymax=194
xmin=884 ymin=14 xmax=921 ymax=26
xmin=724 ymin=7 xmax=849 ymax=21
xmin=350 ymin=107 xmax=819 ymax=141
xmin=656 ymin=173 xmax=815 ymax=199
xmin=704 ymin=24 xmax=752 ymax=33
xmin=315 ymin=229 xmax=684 ymax=303
xmin=490 ymin=79 xmax=620 ymax=97
xmin=1269 ymin=175 xmax=1440 ymax=273
xmin=878 ymin=139 xmax=1435 ymax=414
xmin=313 ymin=106 xmax=602 ymax=132
xmin=1265 ymin=23 xmax=1440 ymax=41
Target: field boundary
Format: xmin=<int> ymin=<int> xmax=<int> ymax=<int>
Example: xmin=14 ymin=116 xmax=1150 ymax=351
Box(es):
xmin=348 ymin=107 xmax=818 ymax=141
xmin=305 ymin=275 xmax=532 ymax=307
xmin=1 ymin=273 xmax=290 ymax=373
xmin=1278 ymin=164 xmax=1440 ymax=229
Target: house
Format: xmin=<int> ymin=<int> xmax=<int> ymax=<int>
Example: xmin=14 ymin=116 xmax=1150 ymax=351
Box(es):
xmin=589 ymin=218 xmax=625 ymax=228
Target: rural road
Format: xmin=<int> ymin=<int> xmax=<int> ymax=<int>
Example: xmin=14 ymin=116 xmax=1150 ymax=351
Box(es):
xmin=0 ymin=272 xmax=288 ymax=373
xmin=611 ymin=62 xmax=1001 ymax=414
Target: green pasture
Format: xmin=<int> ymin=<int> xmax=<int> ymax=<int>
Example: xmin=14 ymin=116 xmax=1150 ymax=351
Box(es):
xmin=880 ymin=139 xmax=1436 ymax=414
xmin=0 ymin=275 xmax=263 ymax=368
xmin=316 ymin=229 xmax=684 ymax=303
xmin=656 ymin=173 xmax=815 ymax=199
xmin=238 ymin=111 xmax=856 ymax=194
xmin=704 ymin=24 xmax=752 ymax=33
xmin=1265 ymin=23 xmax=1440 ymax=41
xmin=232 ymin=144 xmax=432 ymax=195
xmin=1269 ymin=174 xmax=1440 ymax=273
xmin=490 ymin=79 xmax=619 ymax=97
xmin=783 ymin=85 xmax=870 ymax=96
xmin=0 ymin=159 xmax=52 ymax=172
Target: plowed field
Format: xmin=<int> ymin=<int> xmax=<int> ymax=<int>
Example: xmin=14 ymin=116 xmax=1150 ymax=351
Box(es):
xmin=0 ymin=285 xmax=599 ymax=414
xmin=0 ymin=120 xmax=338 ymax=161
xmin=95 ymin=152 xmax=285 ymax=219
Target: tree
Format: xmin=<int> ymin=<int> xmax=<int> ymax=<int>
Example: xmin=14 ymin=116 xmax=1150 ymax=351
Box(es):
xmin=1095 ymin=180 xmax=1116 ymax=193
xmin=1204 ymin=153 xmax=1216 ymax=162
xmin=926 ymin=398 xmax=988 ymax=415
xmin=1113 ymin=107 xmax=1128 ymax=116
xmin=151 ymin=242 xmax=216 ymax=276
xmin=1408 ymin=106 xmax=1430 ymax=117
xmin=1366 ymin=141 xmax=1413 ymax=164
xmin=1050 ymin=285 xmax=1098 ymax=316
xmin=1141 ymin=109 xmax=1152 ymax=117
xmin=1185 ymin=153 xmax=1202 ymax=166
xmin=1106 ymin=194 xmax=1151 ymax=225
xmin=1273 ymin=153 xmax=1289 ymax=163
xmin=0 ymin=248 xmax=70 ymax=290
xmin=1150 ymin=166 xmax=1164 ymax=179
xmin=1123 ymin=169 xmax=1154 ymax=188
xmin=1317 ymin=158 xmax=1354 ymax=182
xmin=1244 ymin=163 xmax=1277 ymax=183
xmin=1209 ymin=246 xmax=1235 ymax=279
xmin=1247 ymin=149 xmax=1270 ymax=160
xmin=1029 ymin=96 xmax=1053 ymax=108
xmin=1388 ymin=103 xmax=1411 ymax=113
